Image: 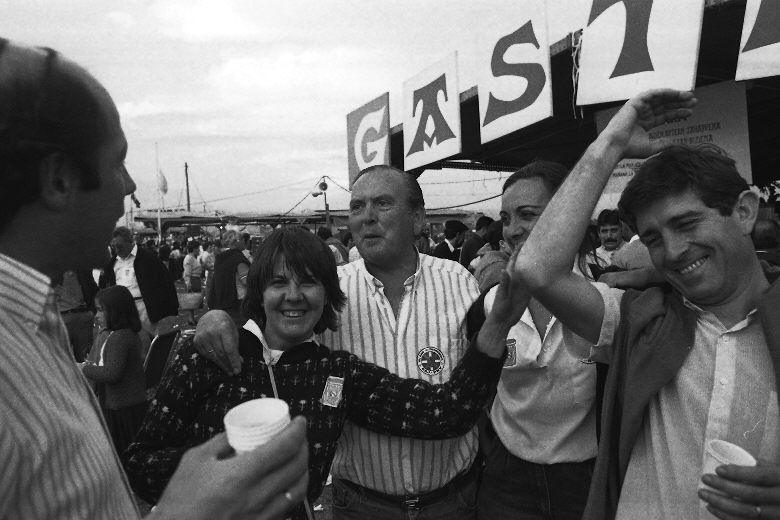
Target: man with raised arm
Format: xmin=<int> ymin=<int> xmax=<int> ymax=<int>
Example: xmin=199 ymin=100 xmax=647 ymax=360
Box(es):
xmin=0 ymin=38 xmax=308 ymax=520
xmin=513 ymin=89 xmax=780 ymax=519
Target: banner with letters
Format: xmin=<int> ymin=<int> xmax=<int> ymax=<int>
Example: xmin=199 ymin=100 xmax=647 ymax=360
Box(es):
xmin=591 ymin=81 xmax=752 ymax=218
xmin=402 ymin=53 xmax=462 ymax=171
xmin=736 ymin=0 xmax=780 ymax=81
xmin=577 ymin=0 xmax=705 ymax=105
xmin=346 ymin=93 xmax=390 ymax=187
xmin=477 ymin=0 xmax=553 ymax=144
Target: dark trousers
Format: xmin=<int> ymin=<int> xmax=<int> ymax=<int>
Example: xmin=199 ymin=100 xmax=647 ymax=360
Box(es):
xmin=332 ymin=474 xmax=477 ymax=520
xmin=477 ymin=420 xmax=594 ymax=520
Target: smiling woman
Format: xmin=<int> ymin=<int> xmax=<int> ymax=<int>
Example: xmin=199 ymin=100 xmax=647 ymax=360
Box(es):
xmin=124 ymin=226 xmax=505 ymax=520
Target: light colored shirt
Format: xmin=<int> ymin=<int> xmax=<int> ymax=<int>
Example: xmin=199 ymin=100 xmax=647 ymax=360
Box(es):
xmin=0 ymin=254 xmax=139 ymax=519
xmin=348 ymin=246 xmax=361 ymax=263
xmin=114 ymin=244 xmax=141 ymax=299
xmin=183 ymin=254 xmax=202 ymax=281
xmin=484 ymin=285 xmax=597 ymax=464
xmin=319 ymin=254 xmax=480 ymax=495
xmin=592 ymin=285 xmax=780 ymax=520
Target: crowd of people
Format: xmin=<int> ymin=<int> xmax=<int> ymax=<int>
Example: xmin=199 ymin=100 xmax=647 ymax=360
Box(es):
xmin=2 ymin=38 xmax=780 ymax=520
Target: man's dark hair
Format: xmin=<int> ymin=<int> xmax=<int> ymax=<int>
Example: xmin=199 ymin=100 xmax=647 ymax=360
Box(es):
xmin=475 ymin=216 xmax=494 ymax=231
xmin=186 ymin=241 xmax=200 ymax=254
xmin=95 ymin=285 xmax=141 ymax=333
xmin=484 ymin=220 xmax=504 ymax=250
xmin=443 ymin=220 xmax=467 ymax=240
xmin=112 ymin=226 xmax=133 ymax=243
xmin=619 ymin=145 xmax=749 ymax=232
xmin=752 ymin=218 xmax=780 ymax=250
xmin=597 ymin=209 xmax=621 ymax=228
xmin=341 ymin=231 xmax=352 ymax=247
xmin=354 ymin=165 xmax=425 ymax=210
xmin=316 ymin=226 xmax=332 ymax=240
xmin=0 ymin=39 xmax=115 ymax=231
xmin=242 ymin=227 xmax=346 ymax=334
xmin=502 ymin=160 xmax=569 ymax=195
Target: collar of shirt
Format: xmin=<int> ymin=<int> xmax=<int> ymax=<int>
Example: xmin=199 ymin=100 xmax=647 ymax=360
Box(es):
xmin=356 ymin=253 xmax=422 ymax=296
xmin=0 ymin=253 xmax=57 ymax=335
xmin=242 ymin=318 xmax=317 ymax=365
xmin=681 ymin=296 xmax=757 ymax=332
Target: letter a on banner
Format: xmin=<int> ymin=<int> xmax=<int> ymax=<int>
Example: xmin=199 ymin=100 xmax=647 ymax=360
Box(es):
xmin=576 ymin=0 xmax=704 ymax=105
xmin=736 ymin=0 xmax=780 ymax=80
xmin=346 ymin=93 xmax=390 ymax=187
xmin=403 ymin=53 xmax=461 ymax=171
xmin=477 ymin=0 xmax=552 ymax=145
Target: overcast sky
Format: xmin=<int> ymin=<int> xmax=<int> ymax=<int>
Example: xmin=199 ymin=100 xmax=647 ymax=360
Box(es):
xmin=2 ymin=1 xmax=591 ymax=218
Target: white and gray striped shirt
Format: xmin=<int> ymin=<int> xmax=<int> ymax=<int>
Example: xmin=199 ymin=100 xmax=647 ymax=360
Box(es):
xmin=0 ymin=253 xmax=139 ymax=519
xmin=320 ymin=253 xmax=481 ymax=495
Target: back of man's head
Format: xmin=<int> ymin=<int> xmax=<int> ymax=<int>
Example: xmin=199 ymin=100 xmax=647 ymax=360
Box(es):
xmin=112 ymin=226 xmax=133 ymax=243
xmin=619 ymin=145 xmax=748 ymax=232
xmin=475 ymin=216 xmax=494 ymax=232
xmin=752 ymin=218 xmax=780 ymax=250
xmin=316 ymin=226 xmax=332 ymax=240
xmin=502 ymin=160 xmax=569 ymax=195
xmin=0 ymin=39 xmax=115 ymax=232
xmin=443 ymin=220 xmax=468 ymax=240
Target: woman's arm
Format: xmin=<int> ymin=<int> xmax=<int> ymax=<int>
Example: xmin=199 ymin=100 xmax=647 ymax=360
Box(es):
xmin=345 ymin=344 xmax=503 ymax=440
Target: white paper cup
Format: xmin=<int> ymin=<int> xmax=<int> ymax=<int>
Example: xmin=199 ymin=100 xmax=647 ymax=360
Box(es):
xmin=224 ymin=398 xmax=290 ymax=453
xmin=699 ymin=439 xmax=756 ymax=495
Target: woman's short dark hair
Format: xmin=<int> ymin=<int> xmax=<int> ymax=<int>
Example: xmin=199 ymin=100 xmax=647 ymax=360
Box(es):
xmin=619 ymin=145 xmax=749 ymax=232
xmin=242 ymin=227 xmax=346 ymax=334
xmin=186 ymin=241 xmax=200 ymax=254
xmin=502 ymin=160 xmax=569 ymax=195
xmin=95 ymin=285 xmax=141 ymax=333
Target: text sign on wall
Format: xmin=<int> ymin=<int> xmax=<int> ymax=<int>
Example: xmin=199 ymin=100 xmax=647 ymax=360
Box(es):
xmin=592 ymin=81 xmax=752 ymax=217
xmin=736 ymin=0 xmax=780 ymax=81
xmin=577 ymin=0 xmax=705 ymax=106
xmin=403 ymin=52 xmax=462 ymax=171
xmin=477 ymin=0 xmax=553 ymax=145
xmin=346 ymin=93 xmax=390 ymax=187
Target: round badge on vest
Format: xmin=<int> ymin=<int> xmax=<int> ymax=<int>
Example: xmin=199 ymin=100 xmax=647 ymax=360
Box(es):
xmin=417 ymin=346 xmax=445 ymax=376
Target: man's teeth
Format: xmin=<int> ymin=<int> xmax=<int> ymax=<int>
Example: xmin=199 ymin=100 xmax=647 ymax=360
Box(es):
xmin=283 ymin=311 xmax=305 ymax=317
xmin=679 ymin=257 xmax=707 ymax=274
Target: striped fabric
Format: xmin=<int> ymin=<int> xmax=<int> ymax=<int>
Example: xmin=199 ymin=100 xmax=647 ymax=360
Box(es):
xmin=319 ymin=253 xmax=481 ymax=495
xmin=0 ymin=254 xmax=139 ymax=519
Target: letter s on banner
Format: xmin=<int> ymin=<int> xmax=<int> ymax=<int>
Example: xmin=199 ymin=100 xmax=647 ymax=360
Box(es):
xmin=346 ymin=93 xmax=390 ymax=187
xmin=477 ymin=0 xmax=553 ymax=145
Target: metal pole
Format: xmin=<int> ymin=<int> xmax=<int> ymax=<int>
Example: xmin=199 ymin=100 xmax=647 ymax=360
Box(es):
xmin=185 ymin=162 xmax=191 ymax=212
xmin=324 ymin=191 xmax=330 ymax=228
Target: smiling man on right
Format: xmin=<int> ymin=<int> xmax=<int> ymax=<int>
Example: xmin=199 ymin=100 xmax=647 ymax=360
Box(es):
xmin=513 ymin=89 xmax=780 ymax=519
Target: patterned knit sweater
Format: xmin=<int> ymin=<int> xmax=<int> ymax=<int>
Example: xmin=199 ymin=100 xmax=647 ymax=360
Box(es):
xmin=124 ymin=328 xmax=503 ymax=518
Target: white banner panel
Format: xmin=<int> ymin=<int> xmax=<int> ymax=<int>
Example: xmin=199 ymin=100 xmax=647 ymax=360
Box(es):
xmin=736 ymin=0 xmax=780 ymax=81
xmin=577 ymin=0 xmax=704 ymax=106
xmin=403 ymin=53 xmax=461 ymax=170
xmin=591 ymin=81 xmax=752 ymax=218
xmin=346 ymin=93 xmax=390 ymax=187
xmin=477 ymin=0 xmax=553 ymax=144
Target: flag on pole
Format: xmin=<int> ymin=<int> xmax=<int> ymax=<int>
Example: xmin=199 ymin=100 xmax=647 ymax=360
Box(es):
xmin=157 ymin=169 xmax=168 ymax=195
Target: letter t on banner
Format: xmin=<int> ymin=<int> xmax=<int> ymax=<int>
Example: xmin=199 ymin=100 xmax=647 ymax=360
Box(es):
xmin=576 ymin=0 xmax=704 ymax=105
xmin=735 ymin=0 xmax=780 ymax=80
xmin=346 ymin=93 xmax=390 ymax=188
xmin=403 ymin=53 xmax=462 ymax=171
xmin=477 ymin=0 xmax=552 ymax=145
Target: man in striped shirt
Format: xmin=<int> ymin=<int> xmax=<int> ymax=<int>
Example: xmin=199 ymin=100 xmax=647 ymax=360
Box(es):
xmin=0 ymin=38 xmax=308 ymax=520
xmin=197 ymin=165 xmax=488 ymax=519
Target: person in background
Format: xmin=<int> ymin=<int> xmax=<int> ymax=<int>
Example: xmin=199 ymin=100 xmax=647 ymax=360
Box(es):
xmin=460 ymin=216 xmax=494 ymax=269
xmin=317 ymin=226 xmax=348 ymax=266
xmin=0 ymin=37 xmax=308 ymax=520
xmin=472 ymin=220 xmax=511 ymax=292
xmin=55 ymin=268 xmax=98 ymax=361
xmin=432 ymin=220 xmax=468 ymax=262
xmin=207 ymin=230 xmax=250 ymax=326
xmin=80 ymin=285 xmax=147 ymax=455
xmin=182 ymin=241 xmax=203 ymax=325
xmin=752 ymin=217 xmax=780 ymax=266
xmin=158 ymin=239 xmax=171 ymax=269
xmin=589 ymin=209 xmax=626 ymax=267
xmin=415 ymin=223 xmax=435 ymax=255
xmin=241 ymin=232 xmax=253 ymax=263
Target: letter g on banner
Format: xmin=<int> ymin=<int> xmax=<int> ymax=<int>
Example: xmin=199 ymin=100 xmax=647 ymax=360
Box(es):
xmin=346 ymin=93 xmax=390 ymax=187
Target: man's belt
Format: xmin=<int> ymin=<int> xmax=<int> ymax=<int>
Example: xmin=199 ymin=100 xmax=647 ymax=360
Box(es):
xmin=340 ymin=463 xmax=478 ymax=510
xmin=60 ymin=305 xmax=89 ymax=315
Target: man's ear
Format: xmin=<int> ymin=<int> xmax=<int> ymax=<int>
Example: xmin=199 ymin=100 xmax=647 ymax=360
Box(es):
xmin=37 ymin=153 xmax=81 ymax=210
xmin=733 ymin=189 xmax=760 ymax=235
xmin=412 ymin=207 xmax=426 ymax=237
